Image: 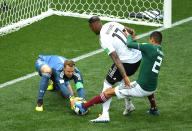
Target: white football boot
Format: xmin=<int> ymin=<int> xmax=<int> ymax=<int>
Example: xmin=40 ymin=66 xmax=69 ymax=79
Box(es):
xmin=123 ymin=103 xmax=135 ymax=115
xmin=90 ymin=114 xmax=110 ymax=123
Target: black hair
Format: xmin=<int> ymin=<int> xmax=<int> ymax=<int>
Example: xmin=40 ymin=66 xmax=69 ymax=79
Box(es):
xmin=150 ymin=31 xmax=162 ymax=44
xmin=88 ymin=16 xmax=101 ymax=24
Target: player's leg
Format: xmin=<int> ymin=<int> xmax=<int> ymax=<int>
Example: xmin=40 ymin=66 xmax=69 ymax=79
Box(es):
xmin=35 ymin=59 xmax=52 ymax=111
xmin=96 ymin=64 xmax=117 ymax=122
xmin=92 ymin=61 xmax=140 ymax=121
xmin=89 ymin=80 xmax=113 ymax=123
xmin=90 ymin=88 xmax=117 ymax=123
xmin=122 ymin=61 xmax=141 ymax=114
xmin=115 ymin=81 xmax=155 ymax=98
xmin=100 ymin=80 xmax=112 ymax=119
xmin=76 ymin=82 xmax=147 ymax=121
xmin=123 ymin=97 xmax=135 ymax=115
xmin=115 ymin=81 xmax=156 ymax=116
xmin=117 ymin=80 xmax=135 ymax=115
xmin=75 ymin=88 xmax=115 ymax=110
xmin=38 ymin=65 xmax=52 ymax=99
xmin=147 ymin=93 xmax=159 ymax=115
xmin=74 ymin=88 xmax=116 ymax=123
xmin=101 ymin=63 xmax=125 ymax=119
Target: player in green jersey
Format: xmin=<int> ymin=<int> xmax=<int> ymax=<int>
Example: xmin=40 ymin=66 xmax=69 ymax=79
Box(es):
xmin=74 ymin=30 xmax=164 ymax=123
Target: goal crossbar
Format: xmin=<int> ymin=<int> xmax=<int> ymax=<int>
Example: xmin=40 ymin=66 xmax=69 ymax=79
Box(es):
xmin=54 ymin=11 xmax=163 ymax=27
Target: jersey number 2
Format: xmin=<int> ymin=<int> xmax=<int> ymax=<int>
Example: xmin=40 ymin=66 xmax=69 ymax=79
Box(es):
xmin=152 ymin=56 xmax=162 ymax=74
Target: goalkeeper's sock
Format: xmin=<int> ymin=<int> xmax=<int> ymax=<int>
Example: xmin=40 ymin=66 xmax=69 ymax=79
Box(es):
xmin=37 ymin=99 xmax=43 ymax=106
xmin=82 ymin=93 xmax=108 ymax=108
xmin=147 ymin=93 xmax=157 ymax=109
xmin=38 ymin=72 xmax=51 ymax=100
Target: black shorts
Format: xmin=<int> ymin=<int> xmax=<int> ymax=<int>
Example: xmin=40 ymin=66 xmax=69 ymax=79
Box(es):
xmin=106 ymin=60 xmax=141 ymax=85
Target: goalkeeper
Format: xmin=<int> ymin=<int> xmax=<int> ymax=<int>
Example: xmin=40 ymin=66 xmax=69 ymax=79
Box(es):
xmin=35 ymin=55 xmax=86 ymax=111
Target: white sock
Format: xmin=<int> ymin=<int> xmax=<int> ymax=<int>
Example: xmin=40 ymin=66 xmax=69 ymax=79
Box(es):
xmin=102 ymin=80 xmax=112 ymax=117
xmin=102 ymin=98 xmax=111 ymax=117
xmin=125 ymin=97 xmax=132 ymax=108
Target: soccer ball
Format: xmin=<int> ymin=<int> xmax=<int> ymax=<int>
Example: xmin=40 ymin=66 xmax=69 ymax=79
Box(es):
xmin=73 ymin=100 xmax=88 ymax=115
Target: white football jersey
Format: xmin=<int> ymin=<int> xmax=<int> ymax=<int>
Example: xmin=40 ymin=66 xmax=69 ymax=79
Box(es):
xmin=100 ymin=22 xmax=142 ymax=63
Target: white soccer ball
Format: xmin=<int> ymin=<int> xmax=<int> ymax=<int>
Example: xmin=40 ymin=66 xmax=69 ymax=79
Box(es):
xmin=73 ymin=100 xmax=88 ymax=115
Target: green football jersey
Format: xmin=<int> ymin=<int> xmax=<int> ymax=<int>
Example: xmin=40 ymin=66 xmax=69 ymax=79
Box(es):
xmin=126 ymin=35 xmax=164 ymax=91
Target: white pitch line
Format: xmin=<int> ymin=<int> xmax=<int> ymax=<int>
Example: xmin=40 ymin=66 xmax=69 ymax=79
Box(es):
xmin=0 ymin=16 xmax=192 ymax=88
xmin=71 ymin=48 xmax=104 ymax=62
xmin=0 ymin=72 xmax=38 ymax=88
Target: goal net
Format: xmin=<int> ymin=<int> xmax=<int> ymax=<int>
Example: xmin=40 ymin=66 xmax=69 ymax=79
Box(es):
xmin=0 ymin=0 xmax=171 ymax=36
xmin=0 ymin=0 xmax=52 ymax=35
xmin=52 ymin=0 xmax=164 ymax=26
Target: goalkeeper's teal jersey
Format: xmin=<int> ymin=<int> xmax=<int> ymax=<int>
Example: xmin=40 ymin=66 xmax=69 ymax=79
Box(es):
xmin=126 ymin=36 xmax=164 ymax=91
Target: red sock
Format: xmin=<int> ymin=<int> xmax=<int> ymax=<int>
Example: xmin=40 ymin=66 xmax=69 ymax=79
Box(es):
xmin=82 ymin=93 xmax=108 ymax=109
xmin=147 ymin=94 xmax=157 ymax=109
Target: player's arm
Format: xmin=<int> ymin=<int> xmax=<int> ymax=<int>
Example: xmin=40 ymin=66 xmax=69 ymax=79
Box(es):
xmin=124 ymin=29 xmax=152 ymax=52
xmin=126 ymin=35 xmax=140 ymax=49
xmin=73 ymin=69 xmax=84 ymax=90
xmin=126 ymin=34 xmax=154 ymax=53
xmin=66 ymin=84 xmax=74 ymax=96
xmin=123 ymin=28 xmax=139 ymax=49
xmin=52 ymin=70 xmax=73 ymax=98
xmin=73 ymin=69 xmax=86 ymax=99
xmin=110 ymin=51 xmax=130 ymax=87
xmin=56 ymin=80 xmax=74 ymax=98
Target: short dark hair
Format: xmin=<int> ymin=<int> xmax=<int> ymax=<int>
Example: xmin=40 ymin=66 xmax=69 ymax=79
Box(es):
xmin=150 ymin=31 xmax=162 ymax=44
xmin=64 ymin=60 xmax=75 ymax=68
xmin=150 ymin=31 xmax=163 ymax=44
xmin=88 ymin=16 xmax=101 ymax=24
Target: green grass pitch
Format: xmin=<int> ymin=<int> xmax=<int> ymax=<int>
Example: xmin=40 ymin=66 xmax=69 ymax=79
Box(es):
xmin=0 ymin=0 xmax=192 ymax=130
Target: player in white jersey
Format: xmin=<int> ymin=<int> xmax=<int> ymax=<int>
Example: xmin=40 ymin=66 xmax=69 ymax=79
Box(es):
xmin=87 ymin=16 xmax=142 ymax=122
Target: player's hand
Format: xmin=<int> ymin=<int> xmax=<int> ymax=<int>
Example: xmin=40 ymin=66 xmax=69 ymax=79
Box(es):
xmin=124 ymin=76 xmax=131 ymax=88
xmin=132 ymin=29 xmax=136 ymax=41
xmin=124 ymin=29 xmax=130 ymax=37
xmin=123 ymin=27 xmax=132 ymax=37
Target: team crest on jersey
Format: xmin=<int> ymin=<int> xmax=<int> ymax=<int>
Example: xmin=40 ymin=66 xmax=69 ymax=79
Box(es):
xmin=59 ymin=80 xmax=64 ymax=84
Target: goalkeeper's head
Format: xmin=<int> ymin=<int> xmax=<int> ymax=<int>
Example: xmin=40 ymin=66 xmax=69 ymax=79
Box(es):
xmin=63 ymin=60 xmax=75 ymax=78
xmin=88 ymin=16 xmax=102 ymax=35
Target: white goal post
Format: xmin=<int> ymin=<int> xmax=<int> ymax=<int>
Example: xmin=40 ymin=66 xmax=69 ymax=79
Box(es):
xmin=0 ymin=0 xmax=172 ymax=36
